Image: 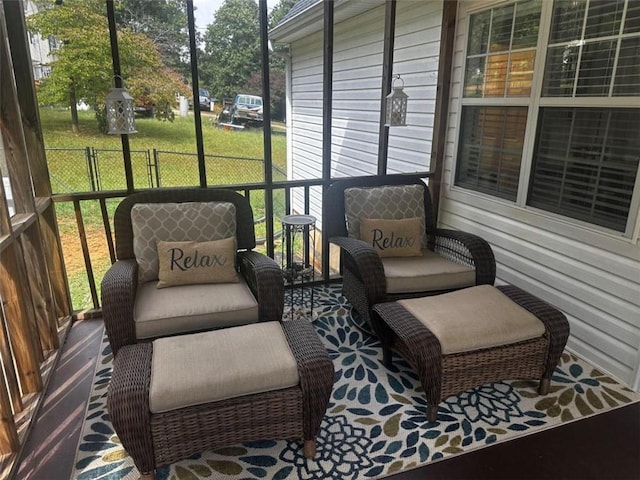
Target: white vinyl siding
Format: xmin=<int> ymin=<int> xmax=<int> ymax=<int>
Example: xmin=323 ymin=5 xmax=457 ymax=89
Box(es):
xmin=441 ymin=0 xmax=640 ymax=389
xmin=286 ymin=0 xmax=442 ymax=183
xmin=285 ymin=1 xmax=443 ymax=227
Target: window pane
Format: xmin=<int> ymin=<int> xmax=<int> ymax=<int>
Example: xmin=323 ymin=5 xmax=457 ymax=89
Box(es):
xmin=455 ymin=107 xmax=527 ymax=201
xmin=464 ymin=0 xmax=541 ymax=98
xmin=489 ymin=5 xmax=514 ymax=52
xmin=484 ymin=53 xmax=508 ymax=97
xmin=468 ymin=10 xmax=491 ymax=55
xmin=542 ymin=45 xmax=579 ymax=96
xmin=584 ymin=0 xmax=625 ymax=39
xmin=576 ymin=40 xmax=617 ymax=96
xmin=613 ymin=37 xmax=640 ymax=95
xmin=464 ymin=57 xmax=485 ymax=98
xmin=507 ymin=49 xmax=536 ymax=96
xmin=529 ymin=108 xmax=640 ymax=232
xmin=549 ymin=0 xmax=587 ymax=44
xmin=512 ymin=0 xmax=542 ymax=48
xmin=625 ymin=0 xmax=640 ymax=33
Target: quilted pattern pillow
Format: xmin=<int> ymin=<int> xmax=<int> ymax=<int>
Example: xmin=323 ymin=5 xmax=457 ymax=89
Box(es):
xmin=344 ymin=185 xmax=427 ymax=248
xmin=132 ymin=202 xmax=236 ymax=283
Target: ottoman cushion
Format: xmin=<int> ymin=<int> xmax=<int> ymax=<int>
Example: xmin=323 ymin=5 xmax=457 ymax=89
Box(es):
xmin=149 ymin=322 xmax=299 ymax=413
xmin=397 ymin=285 xmax=545 ymax=354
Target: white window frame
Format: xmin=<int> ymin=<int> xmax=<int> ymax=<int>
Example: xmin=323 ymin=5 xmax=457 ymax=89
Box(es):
xmin=451 ymin=0 xmax=640 ymax=240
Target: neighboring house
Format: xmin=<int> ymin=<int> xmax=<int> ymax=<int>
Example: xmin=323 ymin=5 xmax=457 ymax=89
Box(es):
xmin=24 ymin=1 xmax=56 ymax=81
xmin=271 ymin=0 xmax=640 ymax=391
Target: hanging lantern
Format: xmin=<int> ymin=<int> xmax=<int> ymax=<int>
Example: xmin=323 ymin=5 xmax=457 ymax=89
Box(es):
xmin=105 ymin=83 xmax=137 ymax=135
xmin=385 ymin=74 xmax=408 ymax=127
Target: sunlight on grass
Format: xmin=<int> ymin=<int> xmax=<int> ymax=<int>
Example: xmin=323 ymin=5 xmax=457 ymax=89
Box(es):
xmin=43 ymin=107 xmax=288 ymax=310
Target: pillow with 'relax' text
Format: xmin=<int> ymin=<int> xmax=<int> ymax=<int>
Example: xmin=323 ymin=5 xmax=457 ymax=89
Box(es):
xmin=360 ymin=217 xmax=423 ymax=258
xmin=156 ymin=237 xmax=238 ymax=288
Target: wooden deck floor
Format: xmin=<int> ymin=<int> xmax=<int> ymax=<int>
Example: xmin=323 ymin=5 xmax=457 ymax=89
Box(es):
xmin=14 ymin=317 xmax=640 ymax=480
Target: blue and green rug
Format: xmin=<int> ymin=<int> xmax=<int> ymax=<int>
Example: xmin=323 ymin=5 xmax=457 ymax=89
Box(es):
xmin=73 ymin=285 xmax=640 ymax=479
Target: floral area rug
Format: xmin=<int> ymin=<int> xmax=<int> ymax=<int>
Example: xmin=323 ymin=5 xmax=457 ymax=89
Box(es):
xmin=73 ymin=284 xmax=640 ymax=479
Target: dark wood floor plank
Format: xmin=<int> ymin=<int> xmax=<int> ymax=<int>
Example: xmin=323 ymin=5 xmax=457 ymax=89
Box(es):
xmin=15 ymin=319 xmax=103 ymax=480
xmin=387 ymin=402 xmax=640 ymax=480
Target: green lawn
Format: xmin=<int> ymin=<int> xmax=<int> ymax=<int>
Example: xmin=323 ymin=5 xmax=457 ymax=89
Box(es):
xmin=41 ymin=107 xmax=288 ymax=310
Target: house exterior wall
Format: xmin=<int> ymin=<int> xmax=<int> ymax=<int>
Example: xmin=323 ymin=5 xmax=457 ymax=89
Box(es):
xmin=24 ymin=0 xmax=54 ymax=81
xmin=440 ymin=0 xmax=640 ymax=389
xmin=285 ymin=0 xmax=443 ymax=226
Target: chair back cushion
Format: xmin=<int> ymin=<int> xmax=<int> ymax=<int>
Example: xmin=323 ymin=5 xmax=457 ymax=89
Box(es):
xmin=114 ymin=188 xmax=257 ymax=261
xmin=132 ymin=201 xmax=236 ymax=283
xmin=344 ymin=184 xmax=428 ymax=248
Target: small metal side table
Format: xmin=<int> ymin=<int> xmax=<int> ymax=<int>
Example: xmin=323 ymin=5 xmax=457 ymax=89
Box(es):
xmin=281 ymin=214 xmax=316 ymax=320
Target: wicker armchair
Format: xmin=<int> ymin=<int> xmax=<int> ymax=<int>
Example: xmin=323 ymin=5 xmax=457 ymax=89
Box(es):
xmin=325 ymin=175 xmax=496 ymax=327
xmin=101 ymin=188 xmax=284 ymax=355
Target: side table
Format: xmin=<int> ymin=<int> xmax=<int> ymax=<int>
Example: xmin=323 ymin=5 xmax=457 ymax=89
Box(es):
xmin=281 ymin=214 xmax=316 ymax=320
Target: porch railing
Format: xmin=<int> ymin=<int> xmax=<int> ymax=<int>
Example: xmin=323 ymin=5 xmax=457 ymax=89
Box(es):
xmin=51 ymin=172 xmax=432 ymax=314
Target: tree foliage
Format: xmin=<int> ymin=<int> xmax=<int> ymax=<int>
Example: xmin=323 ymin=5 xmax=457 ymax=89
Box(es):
xmin=114 ymin=0 xmax=190 ymax=76
xmin=28 ymin=0 xmax=189 ymax=131
xmin=199 ymin=0 xmax=297 ymax=120
xmin=201 ymin=0 xmax=261 ymax=101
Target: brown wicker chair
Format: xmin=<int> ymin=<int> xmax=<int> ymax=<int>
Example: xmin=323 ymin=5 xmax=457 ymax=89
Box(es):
xmin=325 ymin=174 xmax=496 ymax=328
xmin=101 ymin=188 xmax=284 ymax=355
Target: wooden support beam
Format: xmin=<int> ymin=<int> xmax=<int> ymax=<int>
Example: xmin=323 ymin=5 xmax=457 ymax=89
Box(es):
xmin=0 ymin=362 xmax=19 ymax=454
xmin=429 ymin=0 xmax=458 ymax=224
xmin=377 ymin=0 xmax=397 ymax=176
xmin=22 ymin=225 xmax=59 ymax=352
xmin=2 ymin=0 xmax=72 ymax=319
xmin=74 ymin=200 xmax=99 ymax=309
xmin=0 ymin=297 xmax=23 ymax=414
xmin=0 ymin=244 xmax=43 ymax=395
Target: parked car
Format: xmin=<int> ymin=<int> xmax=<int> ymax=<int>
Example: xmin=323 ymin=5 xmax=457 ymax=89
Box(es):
xmin=188 ymin=88 xmax=212 ymax=111
xmin=198 ymin=88 xmax=212 ymax=110
xmin=220 ymin=94 xmax=263 ymax=127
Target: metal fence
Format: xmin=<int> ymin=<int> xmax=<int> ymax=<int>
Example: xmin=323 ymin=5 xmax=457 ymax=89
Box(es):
xmin=45 ymin=147 xmax=287 ymax=193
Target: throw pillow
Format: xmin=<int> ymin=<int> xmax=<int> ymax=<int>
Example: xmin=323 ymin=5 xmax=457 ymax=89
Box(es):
xmin=360 ymin=217 xmax=423 ymax=257
xmin=156 ymin=237 xmax=239 ymax=288
xmin=344 ymin=185 xmax=427 ymax=248
xmin=131 ymin=201 xmax=236 ymax=283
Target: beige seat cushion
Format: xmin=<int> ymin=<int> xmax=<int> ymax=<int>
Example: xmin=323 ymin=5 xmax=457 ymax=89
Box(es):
xmin=382 ymin=249 xmax=476 ymax=294
xmin=134 ymin=278 xmax=259 ymax=340
xmin=149 ymin=321 xmax=300 ymax=413
xmin=398 ymin=285 xmax=546 ymax=355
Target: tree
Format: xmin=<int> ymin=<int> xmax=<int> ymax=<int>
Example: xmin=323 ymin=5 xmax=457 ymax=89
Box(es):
xmin=114 ymin=0 xmax=190 ymax=77
xmin=28 ymin=0 xmax=188 ymax=132
xmin=201 ymin=0 xmax=261 ymax=101
xmin=266 ymin=0 xmax=297 ymax=120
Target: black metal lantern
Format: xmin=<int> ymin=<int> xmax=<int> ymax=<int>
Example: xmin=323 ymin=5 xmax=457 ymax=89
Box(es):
xmin=105 ymin=80 xmax=137 ymax=135
xmin=385 ymin=74 xmax=408 ymax=127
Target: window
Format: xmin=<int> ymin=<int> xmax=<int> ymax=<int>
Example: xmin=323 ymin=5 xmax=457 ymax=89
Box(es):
xmin=455 ymin=0 xmax=640 ymax=235
xmin=529 ymin=108 xmax=639 ymax=231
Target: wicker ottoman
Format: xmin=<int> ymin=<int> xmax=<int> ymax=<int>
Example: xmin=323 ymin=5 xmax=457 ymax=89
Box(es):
xmin=107 ymin=319 xmax=334 ymax=479
xmin=371 ymin=285 xmax=570 ymax=422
